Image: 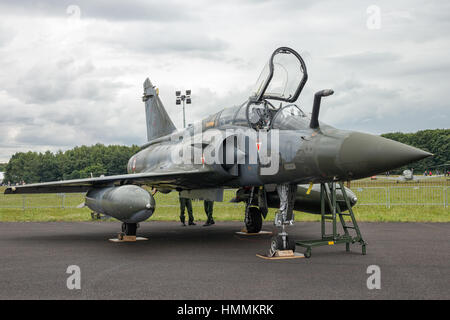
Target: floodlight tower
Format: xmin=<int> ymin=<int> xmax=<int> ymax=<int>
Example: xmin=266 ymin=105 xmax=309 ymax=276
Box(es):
xmin=175 ymin=90 xmax=191 ymax=128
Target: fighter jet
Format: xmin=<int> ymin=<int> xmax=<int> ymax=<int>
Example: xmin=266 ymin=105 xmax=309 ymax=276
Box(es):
xmin=4 ymin=47 xmax=431 ymax=251
xmin=376 ymin=169 xmax=444 ymax=183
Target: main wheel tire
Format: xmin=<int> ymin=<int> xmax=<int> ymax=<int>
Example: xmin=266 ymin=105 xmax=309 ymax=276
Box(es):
xmin=245 ymin=207 xmax=263 ymax=233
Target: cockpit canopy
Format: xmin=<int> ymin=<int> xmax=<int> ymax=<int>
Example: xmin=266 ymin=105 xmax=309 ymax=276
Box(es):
xmin=250 ymin=47 xmax=308 ymax=103
xmin=200 ymin=47 xmax=310 ymax=131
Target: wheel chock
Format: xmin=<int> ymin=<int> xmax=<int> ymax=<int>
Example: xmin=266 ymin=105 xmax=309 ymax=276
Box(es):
xmin=109 ymin=233 xmax=148 ymax=242
xmin=256 ymin=250 xmax=305 ymax=260
xmin=235 ymin=228 xmax=273 ymax=236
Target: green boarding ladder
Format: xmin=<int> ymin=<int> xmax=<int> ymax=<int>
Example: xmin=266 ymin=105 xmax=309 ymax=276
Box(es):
xmin=295 ymin=181 xmax=366 ymax=258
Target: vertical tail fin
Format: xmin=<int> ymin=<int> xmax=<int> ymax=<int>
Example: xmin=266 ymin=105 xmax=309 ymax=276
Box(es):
xmin=142 ymin=78 xmax=177 ymax=141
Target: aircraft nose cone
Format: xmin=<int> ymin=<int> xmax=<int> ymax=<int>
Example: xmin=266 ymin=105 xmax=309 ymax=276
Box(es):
xmin=339 ymin=132 xmax=432 ymax=178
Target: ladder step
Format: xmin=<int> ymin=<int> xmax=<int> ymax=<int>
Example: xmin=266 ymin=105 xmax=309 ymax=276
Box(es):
xmin=344 ymin=226 xmax=356 ymax=229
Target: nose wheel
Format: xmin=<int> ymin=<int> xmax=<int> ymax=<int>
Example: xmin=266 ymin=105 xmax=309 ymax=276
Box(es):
xmin=269 ymin=234 xmax=295 ymax=254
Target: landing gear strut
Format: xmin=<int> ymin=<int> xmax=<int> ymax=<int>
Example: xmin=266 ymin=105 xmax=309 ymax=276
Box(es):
xmin=269 ymin=184 xmax=297 ymax=256
xmin=121 ymin=222 xmax=137 ymax=236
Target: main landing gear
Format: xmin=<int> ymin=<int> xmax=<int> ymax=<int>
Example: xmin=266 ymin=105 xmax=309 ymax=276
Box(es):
xmin=245 ymin=207 xmax=263 ymax=233
xmin=243 ymin=187 xmax=267 ymax=234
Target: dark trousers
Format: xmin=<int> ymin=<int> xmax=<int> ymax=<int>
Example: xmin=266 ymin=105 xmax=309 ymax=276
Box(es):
xmin=204 ymin=200 xmax=214 ymax=223
xmin=179 ymin=197 xmax=194 ymax=223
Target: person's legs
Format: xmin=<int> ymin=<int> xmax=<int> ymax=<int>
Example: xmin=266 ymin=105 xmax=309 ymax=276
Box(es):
xmin=204 ymin=201 xmax=214 ymax=225
xmin=203 ymin=201 xmax=209 ymax=222
xmin=179 ymin=197 xmax=186 ymax=225
xmin=186 ymin=199 xmax=195 ymax=225
xmin=208 ymin=201 xmax=214 ymax=224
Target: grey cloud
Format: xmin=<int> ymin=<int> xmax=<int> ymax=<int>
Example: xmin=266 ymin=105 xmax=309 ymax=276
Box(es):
xmin=79 ymin=0 xmax=190 ymax=22
xmin=329 ymin=52 xmax=400 ymax=66
xmin=88 ymin=24 xmax=228 ymax=57
xmin=8 ymin=59 xmax=126 ymax=104
xmin=0 ymin=23 xmax=15 ymax=48
xmin=0 ymin=0 xmax=189 ymax=22
xmin=138 ymin=38 xmax=228 ymax=56
xmin=389 ymin=60 xmax=450 ymax=78
xmin=321 ymin=78 xmax=449 ymax=134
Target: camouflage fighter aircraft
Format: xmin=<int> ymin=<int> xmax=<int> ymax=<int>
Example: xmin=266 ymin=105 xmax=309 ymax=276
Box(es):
xmin=4 ymin=47 xmax=432 ymax=250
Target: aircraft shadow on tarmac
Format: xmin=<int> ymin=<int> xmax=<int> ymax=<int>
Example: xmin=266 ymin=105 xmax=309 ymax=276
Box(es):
xmin=5 ymin=222 xmax=369 ymax=258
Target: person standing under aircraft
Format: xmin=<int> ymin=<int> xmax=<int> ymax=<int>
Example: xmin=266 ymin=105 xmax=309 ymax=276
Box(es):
xmin=179 ymin=193 xmax=195 ymax=226
xmin=203 ymin=200 xmax=215 ymax=226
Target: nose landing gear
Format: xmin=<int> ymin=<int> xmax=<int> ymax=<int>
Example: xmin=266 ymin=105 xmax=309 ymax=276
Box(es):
xmin=268 ymin=184 xmax=298 ymax=257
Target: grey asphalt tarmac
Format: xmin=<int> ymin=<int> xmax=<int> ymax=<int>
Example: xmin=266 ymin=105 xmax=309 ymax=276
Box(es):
xmin=0 ymin=221 xmax=448 ymax=299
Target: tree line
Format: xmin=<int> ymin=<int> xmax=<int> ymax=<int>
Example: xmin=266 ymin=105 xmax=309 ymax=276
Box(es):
xmin=3 ymin=144 xmax=140 ymax=184
xmin=2 ymin=129 xmax=449 ymax=184
xmin=381 ymin=129 xmax=449 ymax=174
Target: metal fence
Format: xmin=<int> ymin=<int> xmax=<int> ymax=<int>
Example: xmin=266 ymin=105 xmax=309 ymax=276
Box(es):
xmin=353 ymin=186 xmax=448 ymax=208
xmin=0 ymin=186 xmax=448 ymax=210
xmin=0 ymin=193 xmax=85 ymax=210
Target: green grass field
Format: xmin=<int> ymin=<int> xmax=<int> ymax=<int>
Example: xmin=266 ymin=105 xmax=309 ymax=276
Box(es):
xmin=0 ymin=185 xmax=448 ymax=222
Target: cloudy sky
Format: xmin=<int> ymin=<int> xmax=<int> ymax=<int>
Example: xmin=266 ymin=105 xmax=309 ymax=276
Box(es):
xmin=0 ymin=0 xmax=449 ymax=162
